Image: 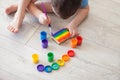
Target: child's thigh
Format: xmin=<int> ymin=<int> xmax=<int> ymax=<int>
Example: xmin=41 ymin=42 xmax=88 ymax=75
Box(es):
xmin=35 ymin=1 xmax=53 ymax=13
xmin=32 ymin=0 xmax=37 ymax=3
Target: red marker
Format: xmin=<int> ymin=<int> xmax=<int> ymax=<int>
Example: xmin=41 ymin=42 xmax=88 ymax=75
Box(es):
xmin=76 ymin=36 xmax=83 ymax=45
xmin=67 ymin=50 xmax=75 ymax=57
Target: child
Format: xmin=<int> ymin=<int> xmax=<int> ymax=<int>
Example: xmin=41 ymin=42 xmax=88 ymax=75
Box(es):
xmin=5 ymin=0 xmax=89 ymax=37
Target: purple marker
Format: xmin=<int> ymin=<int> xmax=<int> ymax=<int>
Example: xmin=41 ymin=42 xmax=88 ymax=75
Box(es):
xmin=37 ymin=64 xmax=44 ymax=72
xmin=42 ymin=39 xmax=48 ymax=48
xmin=41 ymin=3 xmax=53 ymax=36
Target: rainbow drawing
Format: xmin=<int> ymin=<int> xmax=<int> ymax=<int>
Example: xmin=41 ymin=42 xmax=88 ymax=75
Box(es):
xmin=52 ymin=28 xmax=71 ymax=44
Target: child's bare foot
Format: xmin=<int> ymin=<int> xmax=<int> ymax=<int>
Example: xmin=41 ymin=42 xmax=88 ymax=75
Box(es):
xmin=8 ymin=18 xmax=22 ymax=33
xmin=5 ymin=4 xmax=18 ymax=15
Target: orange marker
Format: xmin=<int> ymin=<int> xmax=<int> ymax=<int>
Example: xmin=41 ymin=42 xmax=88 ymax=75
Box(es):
xmin=70 ymin=38 xmax=78 ymax=48
xmin=32 ymin=54 xmax=39 ymax=64
xmin=62 ymin=54 xmax=70 ymax=62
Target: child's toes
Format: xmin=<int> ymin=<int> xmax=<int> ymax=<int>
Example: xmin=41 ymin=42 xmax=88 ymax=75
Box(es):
xmin=7 ymin=25 xmax=10 ymax=30
xmin=14 ymin=28 xmax=18 ymax=33
xmin=5 ymin=8 xmax=9 ymax=14
xmin=9 ymin=26 xmax=14 ymax=32
xmin=5 ymin=7 xmax=12 ymax=15
xmin=8 ymin=25 xmax=11 ymax=29
xmin=8 ymin=26 xmax=13 ymax=31
xmin=11 ymin=27 xmax=15 ymax=32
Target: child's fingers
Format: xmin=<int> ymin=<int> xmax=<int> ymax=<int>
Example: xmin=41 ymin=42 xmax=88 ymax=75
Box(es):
xmin=38 ymin=13 xmax=51 ymax=25
xmin=46 ymin=16 xmax=51 ymax=24
xmin=71 ymin=32 xmax=77 ymax=38
xmin=69 ymin=31 xmax=75 ymax=38
xmin=67 ymin=28 xmax=74 ymax=37
xmin=44 ymin=15 xmax=51 ymax=25
xmin=69 ymin=29 xmax=78 ymax=38
xmin=42 ymin=15 xmax=49 ymax=25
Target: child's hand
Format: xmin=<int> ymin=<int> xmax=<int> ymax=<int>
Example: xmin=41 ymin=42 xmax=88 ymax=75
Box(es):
xmin=39 ymin=13 xmax=51 ymax=25
xmin=65 ymin=23 xmax=79 ymax=37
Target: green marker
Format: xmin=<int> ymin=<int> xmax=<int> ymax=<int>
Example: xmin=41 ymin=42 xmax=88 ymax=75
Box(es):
xmin=52 ymin=63 xmax=59 ymax=70
xmin=47 ymin=52 xmax=54 ymax=62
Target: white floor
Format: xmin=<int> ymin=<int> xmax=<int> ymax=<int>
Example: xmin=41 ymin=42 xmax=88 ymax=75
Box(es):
xmin=0 ymin=0 xmax=120 ymax=80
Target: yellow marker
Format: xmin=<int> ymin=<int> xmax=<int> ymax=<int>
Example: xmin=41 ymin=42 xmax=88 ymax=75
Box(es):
xmin=32 ymin=54 xmax=39 ymax=64
xmin=57 ymin=59 xmax=65 ymax=66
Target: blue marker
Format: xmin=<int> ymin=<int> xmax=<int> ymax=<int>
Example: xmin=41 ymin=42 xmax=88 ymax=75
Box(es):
xmin=40 ymin=31 xmax=47 ymax=40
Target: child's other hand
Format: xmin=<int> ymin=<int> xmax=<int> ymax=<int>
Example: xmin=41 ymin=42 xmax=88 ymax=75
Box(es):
xmin=65 ymin=23 xmax=79 ymax=38
xmin=39 ymin=13 xmax=51 ymax=25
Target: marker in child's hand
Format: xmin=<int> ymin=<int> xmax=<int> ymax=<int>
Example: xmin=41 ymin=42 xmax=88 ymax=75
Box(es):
xmin=41 ymin=3 xmax=53 ymax=36
xmin=48 ymin=24 xmax=53 ymax=36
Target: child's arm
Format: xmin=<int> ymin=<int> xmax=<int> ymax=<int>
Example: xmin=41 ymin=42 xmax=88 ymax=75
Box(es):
xmin=66 ymin=5 xmax=89 ymax=37
xmin=28 ymin=2 xmax=51 ymax=25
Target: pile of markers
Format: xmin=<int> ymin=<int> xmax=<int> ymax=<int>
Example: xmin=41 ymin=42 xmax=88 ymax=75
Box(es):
xmin=40 ymin=31 xmax=48 ymax=48
xmin=31 ymin=30 xmax=83 ymax=73
xmin=32 ymin=50 xmax=75 ymax=73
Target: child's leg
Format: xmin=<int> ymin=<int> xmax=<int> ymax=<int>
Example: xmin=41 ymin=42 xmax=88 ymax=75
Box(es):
xmin=35 ymin=2 xmax=53 ymax=13
xmin=7 ymin=0 xmax=31 ymax=33
xmin=5 ymin=4 xmax=18 ymax=15
xmin=28 ymin=2 xmax=43 ymax=19
xmin=5 ymin=0 xmax=37 ymax=15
